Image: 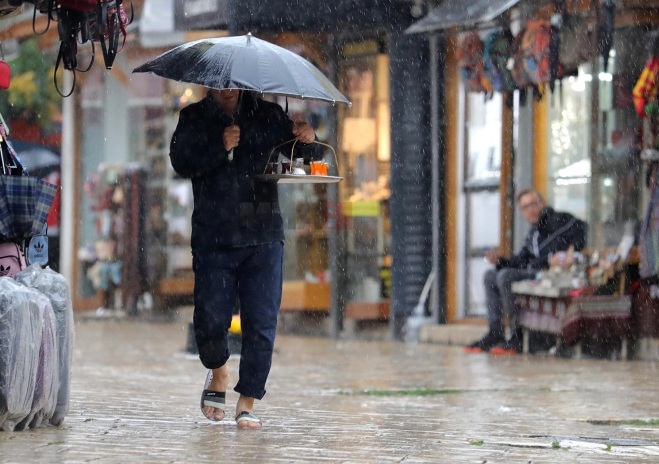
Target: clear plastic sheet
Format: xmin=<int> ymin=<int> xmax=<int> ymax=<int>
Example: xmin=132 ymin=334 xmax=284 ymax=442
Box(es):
xmin=16 ymin=264 xmax=74 ymax=426
xmin=0 ymin=278 xmax=43 ymax=431
xmin=20 ymin=294 xmax=58 ymax=430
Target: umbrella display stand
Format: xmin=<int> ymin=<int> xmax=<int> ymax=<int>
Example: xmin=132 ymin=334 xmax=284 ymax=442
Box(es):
xmin=254 ymin=140 xmax=343 ymax=184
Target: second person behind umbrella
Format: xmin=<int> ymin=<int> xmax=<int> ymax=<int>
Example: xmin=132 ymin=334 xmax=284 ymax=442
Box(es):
xmin=169 ymin=88 xmax=318 ymax=429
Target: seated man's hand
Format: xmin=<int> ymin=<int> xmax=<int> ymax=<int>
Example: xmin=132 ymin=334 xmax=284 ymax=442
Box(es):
xmin=484 ymin=249 xmax=499 ymax=265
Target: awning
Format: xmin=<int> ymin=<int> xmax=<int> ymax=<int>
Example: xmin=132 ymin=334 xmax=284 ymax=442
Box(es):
xmin=405 ymin=0 xmax=522 ymax=34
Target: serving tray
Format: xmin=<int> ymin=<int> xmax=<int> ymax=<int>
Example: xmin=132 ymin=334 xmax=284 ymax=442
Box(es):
xmin=253 ymin=174 xmax=343 ymax=184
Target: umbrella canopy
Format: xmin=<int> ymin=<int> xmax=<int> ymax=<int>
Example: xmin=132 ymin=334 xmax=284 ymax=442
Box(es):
xmin=10 ymin=141 xmax=60 ymax=179
xmin=133 ymin=33 xmax=350 ymax=106
xmin=0 ymin=176 xmax=58 ymax=242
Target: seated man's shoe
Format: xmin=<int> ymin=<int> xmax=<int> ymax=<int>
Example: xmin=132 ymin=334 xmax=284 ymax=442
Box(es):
xmin=528 ymin=331 xmax=557 ymax=353
xmin=490 ymin=330 xmax=523 ymax=355
xmin=464 ymin=330 xmax=505 ymax=353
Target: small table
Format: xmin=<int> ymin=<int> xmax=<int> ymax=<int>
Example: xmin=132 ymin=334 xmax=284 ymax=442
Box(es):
xmin=512 ymin=281 xmax=632 ymax=358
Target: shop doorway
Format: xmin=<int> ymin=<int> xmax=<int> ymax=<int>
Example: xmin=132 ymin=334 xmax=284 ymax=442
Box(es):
xmin=462 ymin=93 xmax=503 ymax=317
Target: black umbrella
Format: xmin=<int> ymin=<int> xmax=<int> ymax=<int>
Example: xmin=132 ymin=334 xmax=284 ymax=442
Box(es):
xmin=10 ymin=141 xmax=60 ymax=179
xmin=132 ymin=33 xmax=350 ymax=106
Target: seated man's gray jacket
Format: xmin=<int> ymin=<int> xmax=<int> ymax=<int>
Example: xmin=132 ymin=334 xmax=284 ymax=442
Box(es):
xmin=496 ymin=207 xmax=587 ymax=271
xmin=169 ymin=91 xmax=318 ymax=250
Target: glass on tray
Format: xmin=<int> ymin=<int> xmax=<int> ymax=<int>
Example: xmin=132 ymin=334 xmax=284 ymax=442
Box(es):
xmin=310 ymin=160 xmax=328 ymax=176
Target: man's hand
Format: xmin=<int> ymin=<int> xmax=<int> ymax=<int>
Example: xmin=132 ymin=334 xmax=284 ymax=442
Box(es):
xmin=223 ymin=124 xmax=240 ymax=151
xmin=292 ymin=121 xmax=315 ymax=144
xmin=484 ymin=249 xmax=499 ymax=265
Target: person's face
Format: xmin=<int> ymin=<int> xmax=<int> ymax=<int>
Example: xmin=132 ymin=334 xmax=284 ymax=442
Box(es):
xmin=518 ymin=192 xmax=544 ymax=225
xmin=210 ymin=89 xmax=240 ymax=115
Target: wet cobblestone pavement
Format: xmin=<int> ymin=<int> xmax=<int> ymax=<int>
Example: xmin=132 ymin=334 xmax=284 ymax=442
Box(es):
xmin=2 ymin=317 xmax=659 ymax=463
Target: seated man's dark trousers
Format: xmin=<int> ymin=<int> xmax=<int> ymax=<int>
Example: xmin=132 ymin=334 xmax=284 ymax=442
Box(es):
xmin=484 ymin=267 xmax=537 ymax=337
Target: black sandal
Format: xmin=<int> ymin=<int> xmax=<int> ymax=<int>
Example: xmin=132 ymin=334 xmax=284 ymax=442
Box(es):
xmin=235 ymin=411 xmax=262 ymax=429
xmin=200 ymin=371 xmax=226 ymax=421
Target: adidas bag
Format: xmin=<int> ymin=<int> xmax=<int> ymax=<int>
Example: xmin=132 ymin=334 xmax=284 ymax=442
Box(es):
xmin=0 ymin=242 xmax=26 ymax=278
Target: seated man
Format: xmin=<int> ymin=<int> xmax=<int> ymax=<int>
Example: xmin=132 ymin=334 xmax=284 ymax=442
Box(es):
xmin=465 ymin=189 xmax=587 ymax=355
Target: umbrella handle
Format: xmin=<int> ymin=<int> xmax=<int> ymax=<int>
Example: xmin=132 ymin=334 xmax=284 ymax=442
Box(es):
xmin=264 ymin=139 xmax=339 ymax=175
xmin=228 ymin=148 xmax=234 ymax=162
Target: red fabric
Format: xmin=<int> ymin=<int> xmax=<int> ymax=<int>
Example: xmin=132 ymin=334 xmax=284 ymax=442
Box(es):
xmin=631 ymin=277 xmax=659 ymax=337
xmin=517 ymin=293 xmax=632 ymax=346
xmin=59 ymin=0 xmax=98 ymax=11
xmin=0 ymin=61 xmax=11 ymax=90
xmin=44 ymin=171 xmax=61 ymax=235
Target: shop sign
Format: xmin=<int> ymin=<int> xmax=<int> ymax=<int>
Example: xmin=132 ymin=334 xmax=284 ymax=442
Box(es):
xmin=342 ymin=201 xmax=380 ymax=217
xmin=174 ymin=0 xmax=229 ymax=30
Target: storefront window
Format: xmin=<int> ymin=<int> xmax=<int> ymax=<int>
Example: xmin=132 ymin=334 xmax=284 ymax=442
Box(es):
xmin=547 ymin=28 xmax=645 ymax=247
xmin=547 ymin=64 xmax=592 ymax=222
xmin=339 ymin=42 xmax=391 ymax=304
xmin=76 ymin=56 xmax=180 ymax=309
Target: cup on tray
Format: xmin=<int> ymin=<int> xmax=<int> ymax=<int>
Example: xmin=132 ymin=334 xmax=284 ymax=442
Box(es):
xmin=278 ymin=160 xmax=291 ymax=174
xmin=310 ymin=160 xmax=327 ymax=176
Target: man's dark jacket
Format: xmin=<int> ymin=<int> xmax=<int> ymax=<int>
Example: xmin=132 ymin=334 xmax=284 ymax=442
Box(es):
xmin=497 ymin=207 xmax=587 ymax=271
xmin=169 ymin=91 xmax=317 ymax=249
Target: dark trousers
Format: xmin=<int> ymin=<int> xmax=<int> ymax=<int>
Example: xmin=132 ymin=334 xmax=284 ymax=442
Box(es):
xmin=192 ymin=241 xmax=283 ymax=400
xmin=484 ymin=268 xmax=536 ymax=336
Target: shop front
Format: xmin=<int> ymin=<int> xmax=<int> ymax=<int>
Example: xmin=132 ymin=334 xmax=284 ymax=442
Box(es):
xmin=18 ymin=0 xmax=436 ymax=335
xmin=162 ymin=0 xmax=437 ymax=338
xmin=407 ymin=0 xmax=659 ymax=325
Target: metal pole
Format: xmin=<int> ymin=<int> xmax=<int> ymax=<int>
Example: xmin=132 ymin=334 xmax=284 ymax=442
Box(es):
xmin=429 ymin=33 xmax=442 ymax=323
xmin=60 ymin=71 xmax=75 ymax=286
xmin=327 ymin=33 xmax=342 ymax=339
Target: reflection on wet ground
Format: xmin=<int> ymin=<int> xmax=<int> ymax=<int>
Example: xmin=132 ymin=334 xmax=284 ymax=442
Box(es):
xmin=1 ymin=317 xmax=659 ymax=463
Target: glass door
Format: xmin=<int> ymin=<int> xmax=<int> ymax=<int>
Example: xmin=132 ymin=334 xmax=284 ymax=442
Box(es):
xmin=463 ymin=92 xmax=502 ymax=317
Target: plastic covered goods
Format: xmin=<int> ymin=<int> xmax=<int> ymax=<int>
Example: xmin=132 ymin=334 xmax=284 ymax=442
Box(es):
xmin=0 ymin=278 xmax=43 ymax=431
xmin=16 ymin=264 xmax=74 ymax=426
xmin=18 ymin=293 xmax=58 ymax=430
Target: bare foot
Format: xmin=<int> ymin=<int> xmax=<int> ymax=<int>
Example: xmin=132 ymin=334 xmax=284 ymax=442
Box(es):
xmin=235 ymin=395 xmax=261 ymax=429
xmin=202 ymin=366 xmax=229 ymax=421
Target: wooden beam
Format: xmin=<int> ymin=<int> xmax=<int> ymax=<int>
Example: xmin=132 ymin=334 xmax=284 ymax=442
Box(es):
xmin=533 ymin=92 xmax=549 ymax=199
xmin=500 ymin=98 xmax=514 ymax=257
xmin=0 ymin=15 xmax=55 ymax=42
xmin=445 ymin=34 xmax=459 ymax=323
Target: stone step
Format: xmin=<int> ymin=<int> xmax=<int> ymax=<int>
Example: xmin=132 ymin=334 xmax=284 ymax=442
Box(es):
xmin=419 ymin=322 xmax=488 ymax=346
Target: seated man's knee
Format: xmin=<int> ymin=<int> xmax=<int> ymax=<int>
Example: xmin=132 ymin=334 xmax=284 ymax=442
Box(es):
xmin=495 ymin=268 xmax=517 ymax=290
xmin=484 ymin=268 xmax=498 ymax=288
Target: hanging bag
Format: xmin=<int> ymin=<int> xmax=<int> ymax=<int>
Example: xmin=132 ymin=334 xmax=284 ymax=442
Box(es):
xmin=457 ymin=32 xmax=493 ymax=94
xmin=58 ymin=0 xmax=132 ymax=69
xmin=53 ymin=4 xmax=95 ymax=97
xmin=633 ymin=56 xmax=659 ymax=118
xmin=483 ymin=29 xmax=516 ymax=93
xmin=510 ymin=26 xmax=532 ymax=89
xmin=0 ymin=242 xmax=26 ymax=278
xmin=86 ymin=0 xmax=132 ymax=69
xmin=521 ymin=20 xmax=553 ymax=86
